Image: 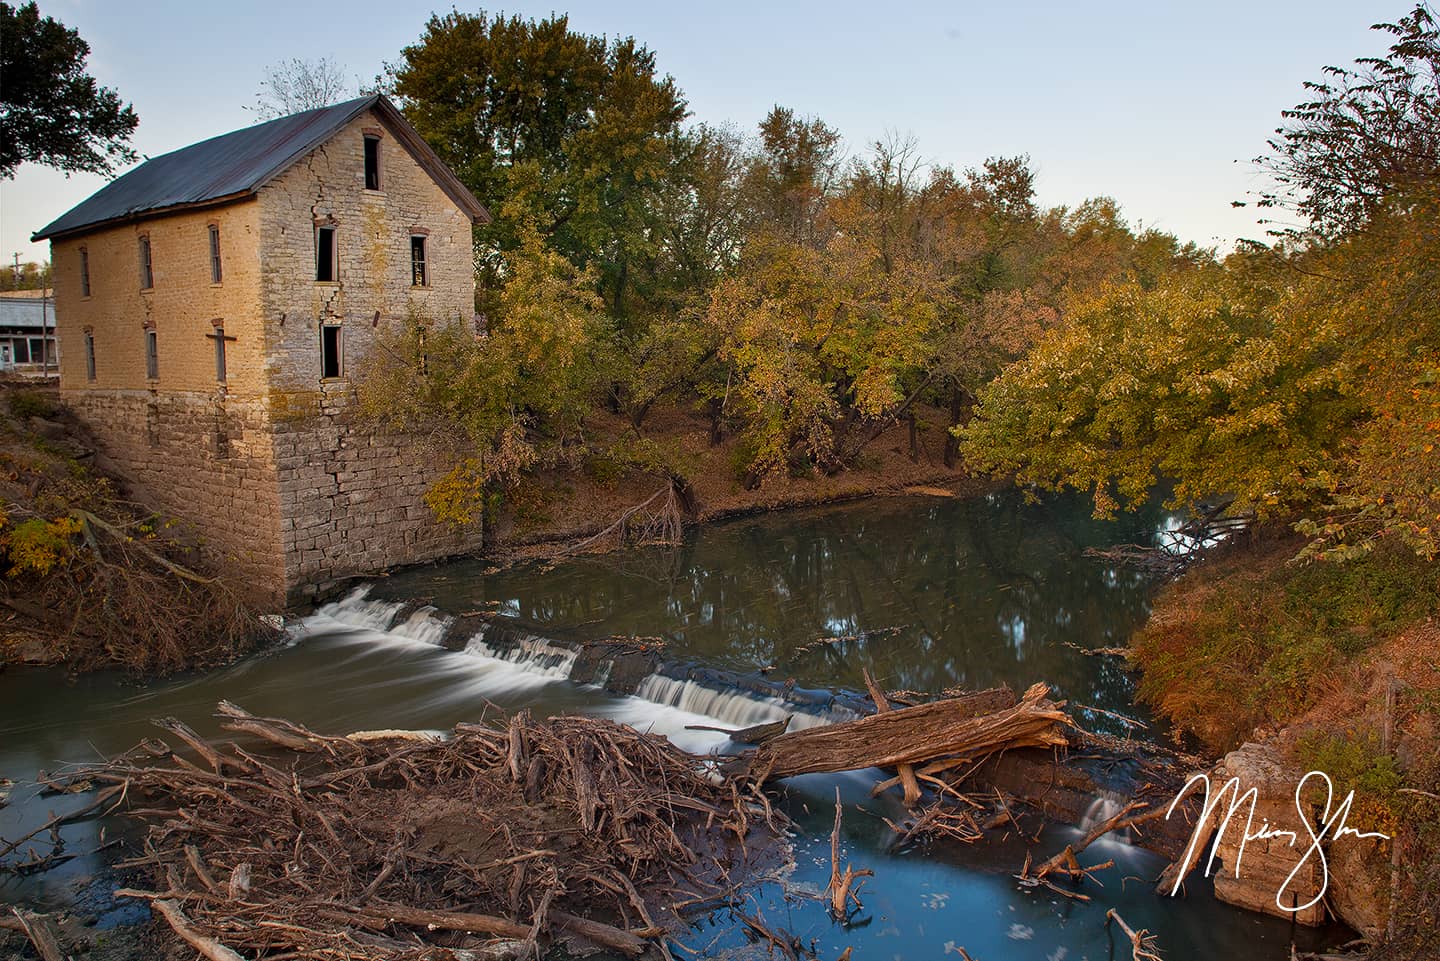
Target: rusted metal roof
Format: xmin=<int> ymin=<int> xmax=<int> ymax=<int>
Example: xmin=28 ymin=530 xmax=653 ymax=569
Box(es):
xmin=33 ymin=96 xmax=489 ymax=241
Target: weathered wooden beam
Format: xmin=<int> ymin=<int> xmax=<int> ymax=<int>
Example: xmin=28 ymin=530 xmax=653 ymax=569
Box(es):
xmin=740 ymin=684 xmax=1069 ymax=781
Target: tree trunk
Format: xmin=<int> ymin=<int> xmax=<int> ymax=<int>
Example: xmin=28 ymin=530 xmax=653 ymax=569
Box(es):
xmin=628 ymin=396 xmax=655 ymax=431
xmin=735 ymin=684 xmax=1071 ymax=781
xmin=707 ymin=397 xmax=725 ymax=446
xmin=943 ymin=385 xmax=973 ymax=468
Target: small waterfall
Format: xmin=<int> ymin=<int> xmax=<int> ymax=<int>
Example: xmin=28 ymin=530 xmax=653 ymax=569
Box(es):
xmin=633 ymin=675 xmax=845 ymax=732
xmin=391 ymin=607 xmax=454 ymax=646
xmin=1077 ymin=790 xmax=1132 ymax=844
xmin=310 ymin=588 xmax=454 ymax=646
xmin=310 ymin=587 xmax=407 ymax=632
xmin=465 ymin=629 xmax=579 ymax=680
xmin=300 ymin=585 xmax=856 ymax=743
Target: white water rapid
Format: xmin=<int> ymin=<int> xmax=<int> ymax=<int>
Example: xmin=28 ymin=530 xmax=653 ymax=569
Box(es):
xmin=297 ymin=587 xmax=848 ymax=753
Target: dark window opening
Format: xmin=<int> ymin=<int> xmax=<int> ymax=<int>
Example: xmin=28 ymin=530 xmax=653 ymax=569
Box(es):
xmin=321 ymin=325 xmax=342 ymax=379
xmin=213 ymin=326 xmax=227 ymax=382
xmin=80 ymin=248 xmax=91 ymax=297
xmin=145 ymin=329 xmax=159 ymax=380
xmin=85 ymin=332 xmax=96 ymax=381
xmin=316 ymin=226 xmax=337 ymax=282
xmin=13 ymin=339 xmax=29 ymax=364
xmin=364 ymin=136 xmax=381 ymax=190
xmin=410 ymin=235 xmax=427 ymax=286
xmin=209 ymin=225 xmax=223 ymax=283
xmin=139 ymin=236 xmax=153 ymax=289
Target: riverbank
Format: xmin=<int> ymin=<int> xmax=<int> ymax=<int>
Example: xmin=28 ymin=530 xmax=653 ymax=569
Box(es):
xmin=1129 ymin=530 xmax=1439 ymax=955
xmin=479 ymin=400 xmax=991 ymax=565
xmin=0 ymin=381 xmax=274 ymax=675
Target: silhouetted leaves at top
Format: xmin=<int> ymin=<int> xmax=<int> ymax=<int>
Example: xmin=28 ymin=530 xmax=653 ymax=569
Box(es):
xmin=0 ymin=1 xmax=138 ymax=179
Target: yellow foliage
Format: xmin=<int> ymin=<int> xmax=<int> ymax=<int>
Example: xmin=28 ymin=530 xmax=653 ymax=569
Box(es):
xmin=2 ymin=514 xmax=82 ymax=577
xmin=422 ymin=461 xmax=489 ymax=528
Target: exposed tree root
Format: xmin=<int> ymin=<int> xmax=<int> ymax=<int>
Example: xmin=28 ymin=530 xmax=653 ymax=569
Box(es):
xmin=1106 ymin=908 xmax=1164 ymax=961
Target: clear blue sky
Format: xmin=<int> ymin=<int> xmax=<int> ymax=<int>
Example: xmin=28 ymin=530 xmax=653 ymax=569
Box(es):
xmin=1 ymin=0 xmax=1402 ymax=265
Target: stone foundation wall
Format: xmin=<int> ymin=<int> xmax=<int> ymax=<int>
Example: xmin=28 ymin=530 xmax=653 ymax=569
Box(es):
xmin=63 ymin=388 xmax=288 ymax=605
xmin=272 ymin=385 xmax=482 ymax=603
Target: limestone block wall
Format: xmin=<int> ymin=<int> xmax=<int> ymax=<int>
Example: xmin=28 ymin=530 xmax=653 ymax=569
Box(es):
xmin=270 ymin=386 xmax=482 ymax=601
xmin=254 ymin=106 xmax=484 ymax=601
xmin=50 ymin=200 xmax=266 ymax=397
xmin=64 ymin=389 xmax=288 ymax=605
xmin=256 ymin=108 xmax=475 ymax=394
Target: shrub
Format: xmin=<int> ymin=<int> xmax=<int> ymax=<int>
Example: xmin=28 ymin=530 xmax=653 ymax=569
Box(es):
xmin=7 ymin=389 xmax=59 ymax=419
xmin=1132 ymin=535 xmax=1440 ymax=752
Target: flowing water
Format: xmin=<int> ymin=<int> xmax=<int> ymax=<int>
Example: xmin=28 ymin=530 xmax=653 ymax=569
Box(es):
xmin=0 ymin=490 xmax=1349 ymax=958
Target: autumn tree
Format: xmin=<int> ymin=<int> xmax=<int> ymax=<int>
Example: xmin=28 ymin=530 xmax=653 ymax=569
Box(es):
xmin=962 ymin=187 xmax=1437 ymax=559
xmin=356 ymin=232 xmax=609 ymax=524
xmin=963 ymin=4 xmax=1439 ymax=559
xmin=0 ymin=1 xmax=138 ymax=179
xmin=707 ymin=137 xmax=961 ymax=481
xmin=743 ymin=107 xmax=844 ymax=245
xmin=1253 ymin=3 xmax=1440 ymax=236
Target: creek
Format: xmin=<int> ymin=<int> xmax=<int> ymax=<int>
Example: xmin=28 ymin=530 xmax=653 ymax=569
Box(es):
xmin=0 ymin=490 xmax=1351 ymax=958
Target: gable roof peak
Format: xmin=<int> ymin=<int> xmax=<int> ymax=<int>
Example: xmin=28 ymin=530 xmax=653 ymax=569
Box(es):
xmin=33 ymin=95 xmax=488 ymax=241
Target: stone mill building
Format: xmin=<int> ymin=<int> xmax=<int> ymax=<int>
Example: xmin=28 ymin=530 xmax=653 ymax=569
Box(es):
xmin=32 ymin=95 xmax=492 ymax=604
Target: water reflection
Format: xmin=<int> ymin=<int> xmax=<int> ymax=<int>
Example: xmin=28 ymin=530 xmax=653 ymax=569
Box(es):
xmin=0 ymin=489 xmax=1354 ymax=959
xmin=384 ymin=489 xmax=1171 ymax=718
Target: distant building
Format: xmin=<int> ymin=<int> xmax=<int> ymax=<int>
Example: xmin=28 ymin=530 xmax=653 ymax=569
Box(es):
xmin=0 ymin=293 xmax=58 ymax=373
xmin=33 ymin=95 xmax=491 ymax=604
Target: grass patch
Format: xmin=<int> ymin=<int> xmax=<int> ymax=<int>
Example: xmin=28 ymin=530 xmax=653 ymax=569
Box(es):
xmin=6 ymin=388 xmax=59 ymax=419
xmin=1296 ymin=728 xmax=1402 ymax=832
xmin=1131 ymin=532 xmax=1439 ymax=753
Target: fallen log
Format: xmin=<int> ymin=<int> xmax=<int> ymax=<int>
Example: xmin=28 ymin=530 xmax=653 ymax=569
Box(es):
xmin=151 ymin=898 xmax=246 ymax=961
xmin=215 ymin=700 xmax=345 ymax=753
xmin=9 ymin=908 xmax=65 ymax=961
xmin=340 ymin=900 xmax=532 ymax=939
xmin=738 ymin=684 xmax=1068 ymax=781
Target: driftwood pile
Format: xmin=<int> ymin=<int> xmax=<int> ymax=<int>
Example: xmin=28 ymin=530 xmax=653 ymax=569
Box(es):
xmin=82 ymin=702 xmax=786 ymax=961
xmin=8 ymin=680 xmax=1141 ymax=960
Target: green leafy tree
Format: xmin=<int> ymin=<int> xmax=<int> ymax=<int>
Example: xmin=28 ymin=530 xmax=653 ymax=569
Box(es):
xmin=0 ymin=2 xmax=138 ymax=178
xmin=390 ymin=11 xmax=687 ymax=326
